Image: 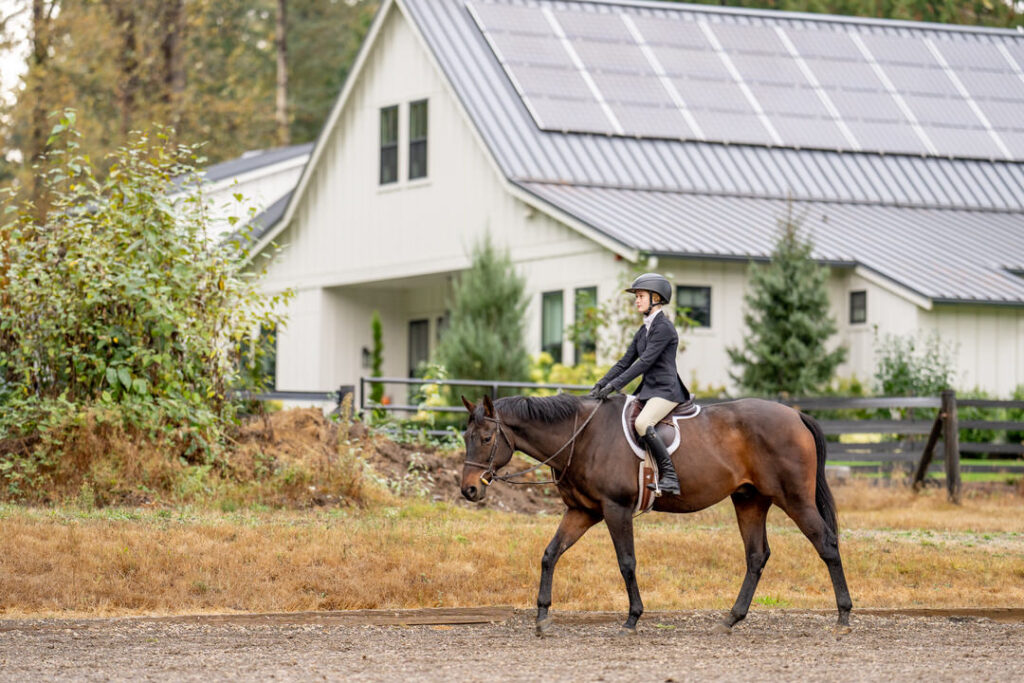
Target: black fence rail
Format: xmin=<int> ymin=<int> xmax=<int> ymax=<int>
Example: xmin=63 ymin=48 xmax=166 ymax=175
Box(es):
xmin=244 ymin=379 xmax=1023 ymax=504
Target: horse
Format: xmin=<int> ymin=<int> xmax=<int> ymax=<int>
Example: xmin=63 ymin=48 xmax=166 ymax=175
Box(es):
xmin=459 ymin=392 xmax=852 ymax=636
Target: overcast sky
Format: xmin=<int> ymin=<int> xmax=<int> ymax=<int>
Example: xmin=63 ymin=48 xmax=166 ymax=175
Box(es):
xmin=1 ymin=0 xmax=29 ymax=107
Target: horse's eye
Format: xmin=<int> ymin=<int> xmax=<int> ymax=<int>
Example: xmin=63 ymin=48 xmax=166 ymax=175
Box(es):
xmin=482 ymin=433 xmax=494 ymax=443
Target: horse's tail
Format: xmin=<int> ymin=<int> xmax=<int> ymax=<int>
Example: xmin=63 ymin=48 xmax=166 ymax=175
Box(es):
xmin=799 ymin=411 xmax=838 ymax=536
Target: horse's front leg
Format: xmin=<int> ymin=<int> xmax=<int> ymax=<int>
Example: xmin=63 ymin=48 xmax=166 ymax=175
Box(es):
xmin=536 ymin=507 xmax=601 ymax=636
xmin=603 ymin=501 xmax=643 ymax=635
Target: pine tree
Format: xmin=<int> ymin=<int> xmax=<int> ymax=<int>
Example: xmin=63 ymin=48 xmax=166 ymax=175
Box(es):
xmin=727 ymin=212 xmax=847 ymax=396
xmin=435 ymin=235 xmax=530 ymax=398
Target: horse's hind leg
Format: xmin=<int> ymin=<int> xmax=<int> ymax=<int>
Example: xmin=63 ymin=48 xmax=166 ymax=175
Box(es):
xmin=717 ymin=489 xmax=772 ymax=634
xmin=536 ymin=507 xmax=601 ymax=636
xmin=602 ymin=501 xmax=643 ymax=635
xmin=786 ymin=503 xmax=853 ymax=632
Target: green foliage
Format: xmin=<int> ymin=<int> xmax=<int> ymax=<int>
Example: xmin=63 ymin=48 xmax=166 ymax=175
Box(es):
xmin=369 ymin=310 xmax=384 ymax=405
xmin=727 ymin=211 xmax=846 ymax=396
xmin=0 ymin=113 xmax=289 ymax=486
xmin=433 ymin=235 xmax=530 ymax=399
xmin=528 ymin=352 xmax=611 ymax=395
xmin=873 ymin=331 xmax=956 ymax=396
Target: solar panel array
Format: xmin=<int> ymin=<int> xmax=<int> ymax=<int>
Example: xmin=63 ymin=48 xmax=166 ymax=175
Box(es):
xmin=466 ymin=0 xmax=1024 ymax=161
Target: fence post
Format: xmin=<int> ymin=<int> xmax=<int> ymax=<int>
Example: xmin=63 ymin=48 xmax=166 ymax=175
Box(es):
xmin=912 ymin=409 xmax=945 ymax=492
xmin=942 ymin=389 xmax=961 ymax=504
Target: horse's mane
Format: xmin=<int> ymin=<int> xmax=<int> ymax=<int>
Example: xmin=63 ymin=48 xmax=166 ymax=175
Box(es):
xmin=496 ymin=394 xmax=582 ymax=424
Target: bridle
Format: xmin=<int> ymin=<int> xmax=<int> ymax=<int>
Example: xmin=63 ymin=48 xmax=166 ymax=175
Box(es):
xmin=463 ymin=400 xmax=603 ymax=487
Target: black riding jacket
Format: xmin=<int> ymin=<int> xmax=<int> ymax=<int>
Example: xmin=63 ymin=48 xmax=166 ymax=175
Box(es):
xmin=597 ymin=311 xmax=691 ymax=403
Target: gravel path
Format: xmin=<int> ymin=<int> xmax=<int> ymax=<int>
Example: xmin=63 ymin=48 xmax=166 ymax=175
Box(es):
xmin=1 ymin=609 xmax=1021 ymax=682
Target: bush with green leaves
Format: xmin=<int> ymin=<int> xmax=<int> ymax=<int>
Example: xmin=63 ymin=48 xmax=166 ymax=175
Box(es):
xmin=0 ymin=111 xmax=288 ymax=494
xmin=872 ymin=331 xmax=955 ymax=397
xmin=727 ymin=211 xmax=846 ymax=396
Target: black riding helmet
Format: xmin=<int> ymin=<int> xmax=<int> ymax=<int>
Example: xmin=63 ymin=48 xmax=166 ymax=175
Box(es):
xmin=625 ymin=273 xmax=672 ymax=305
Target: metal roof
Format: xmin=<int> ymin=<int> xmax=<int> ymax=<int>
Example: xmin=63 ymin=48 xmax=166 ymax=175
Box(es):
xmin=202 ymin=143 xmax=313 ymax=183
xmin=400 ymin=0 xmax=1024 ymax=304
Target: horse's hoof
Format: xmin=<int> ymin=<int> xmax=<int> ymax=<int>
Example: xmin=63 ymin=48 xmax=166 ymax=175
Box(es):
xmin=833 ymin=624 xmax=853 ymax=637
xmin=535 ymin=617 xmax=554 ymax=637
xmin=616 ymin=626 xmax=638 ymax=637
xmin=712 ymin=623 xmax=733 ymax=635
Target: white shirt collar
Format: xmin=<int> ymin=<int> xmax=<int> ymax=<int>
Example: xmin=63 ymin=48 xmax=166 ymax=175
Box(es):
xmin=643 ymin=308 xmax=662 ymax=331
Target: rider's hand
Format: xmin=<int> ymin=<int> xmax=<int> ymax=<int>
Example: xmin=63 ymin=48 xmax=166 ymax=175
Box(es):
xmin=586 ymin=383 xmax=604 ymax=399
xmin=595 ymin=384 xmax=616 ymax=400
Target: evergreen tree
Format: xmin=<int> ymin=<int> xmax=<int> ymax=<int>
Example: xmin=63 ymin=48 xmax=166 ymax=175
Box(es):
xmin=434 ymin=235 xmax=530 ymax=397
xmin=727 ymin=212 xmax=847 ymax=395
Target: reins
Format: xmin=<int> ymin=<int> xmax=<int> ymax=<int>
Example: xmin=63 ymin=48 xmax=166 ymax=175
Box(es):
xmin=463 ymin=399 xmax=603 ymax=488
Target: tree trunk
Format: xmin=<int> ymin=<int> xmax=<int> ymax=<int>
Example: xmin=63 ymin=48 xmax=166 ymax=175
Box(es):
xmin=111 ymin=1 xmax=138 ymax=138
xmin=275 ymin=0 xmax=289 ymax=146
xmin=28 ymin=0 xmax=52 ymax=206
xmin=160 ymin=0 xmax=186 ymax=134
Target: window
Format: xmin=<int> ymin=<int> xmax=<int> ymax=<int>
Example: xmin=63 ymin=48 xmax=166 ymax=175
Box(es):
xmin=541 ymin=291 xmax=564 ymax=363
xmin=850 ymin=290 xmax=867 ymax=324
xmin=408 ymin=319 xmax=430 ymax=377
xmin=379 ymin=105 xmax=398 ymax=184
xmin=573 ymin=286 xmax=597 ymax=364
xmin=676 ymin=286 xmax=711 ymax=328
xmin=409 ymin=99 xmax=428 ymax=180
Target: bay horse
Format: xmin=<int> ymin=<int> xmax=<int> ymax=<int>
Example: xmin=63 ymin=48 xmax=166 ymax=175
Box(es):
xmin=459 ymin=393 xmax=852 ymax=636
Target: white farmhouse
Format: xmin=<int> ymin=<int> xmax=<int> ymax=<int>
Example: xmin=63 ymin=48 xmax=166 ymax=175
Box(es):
xmin=251 ymin=0 xmax=1024 ymax=400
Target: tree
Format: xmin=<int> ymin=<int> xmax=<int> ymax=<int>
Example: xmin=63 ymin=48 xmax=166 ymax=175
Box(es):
xmin=369 ymin=310 xmax=384 ymax=408
xmin=0 ymin=112 xmax=289 ymax=482
xmin=434 ymin=235 xmax=530 ymax=396
xmin=727 ymin=210 xmax=846 ymax=395
xmin=873 ymin=331 xmax=955 ymax=396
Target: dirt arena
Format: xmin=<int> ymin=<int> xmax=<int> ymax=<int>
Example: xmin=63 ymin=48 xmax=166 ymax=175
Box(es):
xmin=2 ymin=607 xmax=1022 ymax=681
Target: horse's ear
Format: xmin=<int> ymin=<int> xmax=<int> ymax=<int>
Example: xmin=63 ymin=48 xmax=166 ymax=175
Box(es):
xmin=482 ymin=394 xmax=495 ymax=417
xmin=461 ymin=395 xmax=477 ymax=416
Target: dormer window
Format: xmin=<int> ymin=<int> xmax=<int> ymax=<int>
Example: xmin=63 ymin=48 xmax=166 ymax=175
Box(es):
xmin=379 ymin=105 xmax=398 ymax=185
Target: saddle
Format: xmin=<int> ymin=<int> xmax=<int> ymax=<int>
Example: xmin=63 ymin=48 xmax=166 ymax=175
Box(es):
xmin=621 ymin=395 xmax=701 ymax=460
xmin=623 ymin=396 xmax=701 ymax=516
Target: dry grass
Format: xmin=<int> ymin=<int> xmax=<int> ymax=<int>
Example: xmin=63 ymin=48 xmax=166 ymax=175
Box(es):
xmin=1 ymin=483 xmax=1022 ymax=619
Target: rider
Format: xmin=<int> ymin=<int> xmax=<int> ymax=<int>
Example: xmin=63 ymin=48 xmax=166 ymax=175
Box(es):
xmin=588 ymin=273 xmax=690 ymax=496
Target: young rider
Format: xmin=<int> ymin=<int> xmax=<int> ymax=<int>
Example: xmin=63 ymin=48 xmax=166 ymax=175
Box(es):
xmin=588 ymin=273 xmax=690 ymax=495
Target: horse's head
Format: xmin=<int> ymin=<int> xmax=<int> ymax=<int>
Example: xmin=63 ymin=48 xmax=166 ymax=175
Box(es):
xmin=459 ymin=394 xmax=515 ymax=502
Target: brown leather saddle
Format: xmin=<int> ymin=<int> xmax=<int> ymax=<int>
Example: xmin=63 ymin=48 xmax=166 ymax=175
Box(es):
xmin=621 ymin=396 xmax=701 ymax=459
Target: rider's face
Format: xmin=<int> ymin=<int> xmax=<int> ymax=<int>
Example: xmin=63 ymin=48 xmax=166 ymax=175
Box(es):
xmin=634 ymin=291 xmax=650 ymax=313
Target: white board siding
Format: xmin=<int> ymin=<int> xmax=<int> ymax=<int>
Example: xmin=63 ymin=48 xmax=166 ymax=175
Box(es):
xmin=923 ymin=305 xmax=1024 ymax=396
xmin=204 ymin=161 xmax=305 ymax=239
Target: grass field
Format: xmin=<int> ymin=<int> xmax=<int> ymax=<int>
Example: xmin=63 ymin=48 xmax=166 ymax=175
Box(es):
xmin=1 ymin=483 xmax=1022 ymax=619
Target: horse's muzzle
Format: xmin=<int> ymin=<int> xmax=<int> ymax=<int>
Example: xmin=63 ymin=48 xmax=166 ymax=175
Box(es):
xmin=461 ymin=483 xmax=486 ymax=502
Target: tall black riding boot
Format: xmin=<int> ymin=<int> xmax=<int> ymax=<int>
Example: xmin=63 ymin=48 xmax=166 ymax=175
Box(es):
xmin=642 ymin=427 xmax=681 ymax=495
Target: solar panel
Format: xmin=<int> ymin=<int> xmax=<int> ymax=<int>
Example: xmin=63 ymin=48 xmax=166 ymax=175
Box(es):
xmin=805 ymin=58 xmax=887 ymax=91
xmin=469 ymin=1 xmax=551 ymax=36
xmin=487 ymin=32 xmax=572 ymax=67
xmin=690 ymin=110 xmax=776 ymax=146
xmin=749 ymin=84 xmax=831 ymax=118
xmin=673 ymin=78 xmax=755 ymax=113
xmin=555 ymin=8 xmax=633 ymax=42
xmin=904 ymin=95 xmax=980 ymax=128
xmin=610 ymin=103 xmax=693 ymax=139
xmin=710 ymin=22 xmax=787 ymax=55
xmin=770 ymin=115 xmax=849 ymax=149
xmin=592 ymin=72 xmax=673 ymax=107
xmin=628 ymin=15 xmax=708 ymax=49
xmin=572 ymin=39 xmax=651 ymax=73
xmin=651 ymin=45 xmax=731 ymax=81
xmin=528 ymin=96 xmax=617 ymax=134
xmin=827 ymin=90 xmax=905 ymax=123
xmin=844 ymin=120 xmax=928 ymax=155
xmin=514 ymin=64 xmax=594 ymax=99
xmin=730 ymin=53 xmax=806 ymax=86
xmin=466 ymin=0 xmax=1024 ymax=160
xmin=883 ymin=65 xmax=960 ymax=97
xmin=923 ymin=126 xmax=1003 ymax=159
xmin=784 ymin=26 xmax=863 ymax=61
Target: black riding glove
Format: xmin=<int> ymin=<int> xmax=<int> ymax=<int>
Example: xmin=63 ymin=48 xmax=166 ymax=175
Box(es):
xmin=595 ymin=384 xmax=616 ymax=400
xmin=586 ymin=383 xmax=604 ymax=399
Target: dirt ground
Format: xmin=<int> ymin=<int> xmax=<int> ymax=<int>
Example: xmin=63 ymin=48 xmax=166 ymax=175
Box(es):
xmin=1 ymin=608 xmax=1021 ymax=681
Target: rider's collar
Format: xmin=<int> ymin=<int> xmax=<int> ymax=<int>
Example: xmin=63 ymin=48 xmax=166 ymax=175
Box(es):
xmin=643 ymin=307 xmax=662 ymax=331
